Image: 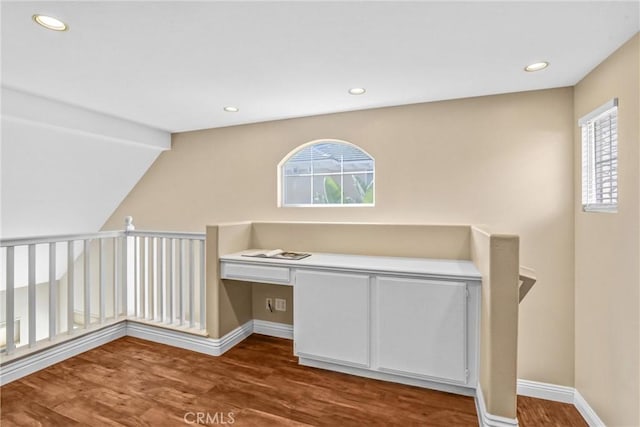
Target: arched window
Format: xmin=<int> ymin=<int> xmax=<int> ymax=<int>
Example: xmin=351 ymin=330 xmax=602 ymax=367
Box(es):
xmin=278 ymin=140 xmax=374 ymax=206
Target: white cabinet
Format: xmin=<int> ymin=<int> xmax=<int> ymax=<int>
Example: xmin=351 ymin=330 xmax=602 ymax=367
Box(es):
xmin=375 ymin=276 xmax=468 ymax=384
xmin=293 ymin=270 xmax=477 ymax=388
xmin=294 ymin=270 xmax=370 ymax=367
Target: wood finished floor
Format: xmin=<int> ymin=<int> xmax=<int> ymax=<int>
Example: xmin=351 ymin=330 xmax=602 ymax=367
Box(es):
xmin=1 ymin=335 xmax=586 ymax=426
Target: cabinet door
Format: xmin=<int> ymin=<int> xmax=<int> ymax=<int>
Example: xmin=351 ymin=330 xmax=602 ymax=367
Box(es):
xmin=294 ymin=270 xmax=370 ymax=367
xmin=376 ymin=276 xmax=467 ymax=384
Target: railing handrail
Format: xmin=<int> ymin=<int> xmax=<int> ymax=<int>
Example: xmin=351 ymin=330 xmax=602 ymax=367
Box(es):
xmin=127 ymin=230 xmax=205 ymax=240
xmin=0 ymin=228 xmax=206 ymax=247
xmin=0 ymin=231 xmax=124 ymax=247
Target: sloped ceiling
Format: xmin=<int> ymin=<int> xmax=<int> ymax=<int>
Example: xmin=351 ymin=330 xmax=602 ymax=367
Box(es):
xmin=1 ymin=88 xmax=169 ymax=239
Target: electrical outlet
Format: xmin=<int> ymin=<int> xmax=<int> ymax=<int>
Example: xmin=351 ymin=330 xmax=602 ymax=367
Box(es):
xmin=266 ymin=298 xmax=273 ymax=311
xmin=275 ymin=298 xmax=286 ymax=312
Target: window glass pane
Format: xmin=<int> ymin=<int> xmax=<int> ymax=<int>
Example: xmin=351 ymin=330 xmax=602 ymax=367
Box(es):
xmin=283 ymin=146 xmax=312 ymax=176
xmin=312 ymin=157 xmax=341 ymax=174
xmin=343 ymin=173 xmax=374 ymax=204
xmin=343 ymin=159 xmax=374 ymax=173
xmin=283 ymin=161 xmax=312 ymax=176
xmin=313 ymin=175 xmax=342 ymax=204
xmin=283 ymin=176 xmax=311 ymax=205
xmin=312 ymin=144 xmax=342 ymax=174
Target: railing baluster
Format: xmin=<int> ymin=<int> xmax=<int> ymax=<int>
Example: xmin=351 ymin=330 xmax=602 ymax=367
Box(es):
xmin=134 ymin=236 xmax=138 ymax=318
xmin=140 ymin=237 xmax=146 ymax=319
xmin=200 ymin=240 xmax=205 ymax=331
xmin=6 ymin=246 xmax=15 ymax=353
xmin=67 ymin=241 xmax=74 ymax=334
xmin=183 ymin=239 xmax=189 ymax=326
xmin=182 ymin=239 xmax=188 ymax=326
xmin=99 ymin=238 xmax=106 ymax=324
xmin=177 ymin=239 xmax=183 ymax=326
xmin=158 ymin=238 xmax=164 ymax=323
xmin=49 ymin=242 xmax=57 ymax=340
xmin=167 ymin=238 xmax=173 ymax=324
xmin=189 ymin=239 xmax=195 ymax=328
xmin=149 ymin=238 xmax=155 ymax=320
xmin=121 ymin=236 xmax=128 ymax=317
xmin=28 ymin=244 xmax=36 ymax=347
xmin=113 ymin=237 xmax=119 ymax=318
xmin=84 ymin=240 xmax=90 ymax=328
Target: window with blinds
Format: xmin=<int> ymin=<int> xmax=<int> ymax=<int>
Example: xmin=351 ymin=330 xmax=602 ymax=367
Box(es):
xmin=278 ymin=140 xmax=374 ymax=207
xmin=579 ymin=99 xmax=618 ymax=212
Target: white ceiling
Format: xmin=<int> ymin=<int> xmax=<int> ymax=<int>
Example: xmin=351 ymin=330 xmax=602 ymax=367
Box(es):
xmin=2 ymin=1 xmax=639 ymax=133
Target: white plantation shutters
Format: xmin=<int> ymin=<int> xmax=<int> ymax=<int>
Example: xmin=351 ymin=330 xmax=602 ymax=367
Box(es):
xmin=579 ymin=99 xmax=618 ymax=212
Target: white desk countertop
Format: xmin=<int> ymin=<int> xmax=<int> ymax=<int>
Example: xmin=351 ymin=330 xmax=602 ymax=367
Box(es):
xmin=220 ymin=250 xmax=482 ymax=281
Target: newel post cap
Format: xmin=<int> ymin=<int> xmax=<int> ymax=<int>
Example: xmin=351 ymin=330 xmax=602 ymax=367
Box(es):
xmin=124 ymin=216 xmax=135 ymax=231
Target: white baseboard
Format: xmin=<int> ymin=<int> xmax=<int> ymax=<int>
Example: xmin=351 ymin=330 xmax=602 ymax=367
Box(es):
xmin=517 ymin=379 xmax=574 ymax=404
xmin=252 ymin=319 xmax=293 ymax=339
xmin=574 ymin=389 xmax=606 ymax=427
xmin=475 ymin=384 xmax=519 ymax=427
xmin=126 ymin=320 xmax=253 ymax=357
xmin=517 ymin=379 xmax=605 ymax=427
xmin=0 ymin=322 xmax=126 ymax=386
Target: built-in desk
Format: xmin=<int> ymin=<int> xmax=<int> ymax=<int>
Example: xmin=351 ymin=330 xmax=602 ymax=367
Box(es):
xmin=220 ymin=250 xmax=482 ymax=395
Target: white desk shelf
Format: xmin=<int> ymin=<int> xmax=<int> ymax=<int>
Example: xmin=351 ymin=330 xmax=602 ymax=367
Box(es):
xmin=220 ymin=251 xmax=481 ymax=281
xmin=220 ymin=250 xmax=482 ymax=395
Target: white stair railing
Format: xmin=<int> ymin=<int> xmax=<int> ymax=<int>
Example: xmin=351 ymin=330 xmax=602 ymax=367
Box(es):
xmin=127 ymin=230 xmax=206 ymax=330
xmin=0 ymin=218 xmax=206 ymax=356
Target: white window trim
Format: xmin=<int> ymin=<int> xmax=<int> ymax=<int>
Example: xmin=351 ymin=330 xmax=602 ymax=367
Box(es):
xmin=578 ymin=99 xmax=617 ymax=126
xmin=579 ymin=98 xmax=618 ymax=213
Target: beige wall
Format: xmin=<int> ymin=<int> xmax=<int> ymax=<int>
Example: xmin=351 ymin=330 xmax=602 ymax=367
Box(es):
xmin=104 ymin=87 xmax=576 ymax=387
xmin=574 ymin=33 xmax=639 ymax=427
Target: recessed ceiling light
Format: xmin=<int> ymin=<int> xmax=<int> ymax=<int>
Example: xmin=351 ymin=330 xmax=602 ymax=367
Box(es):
xmin=223 ymin=106 xmax=239 ymax=113
xmin=33 ymin=14 xmax=68 ymax=31
xmin=524 ymin=62 xmax=549 ymax=72
xmin=348 ymin=88 xmax=366 ymax=95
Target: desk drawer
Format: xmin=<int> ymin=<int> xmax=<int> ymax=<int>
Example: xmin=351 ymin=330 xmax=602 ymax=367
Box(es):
xmin=221 ymin=262 xmax=291 ymax=285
